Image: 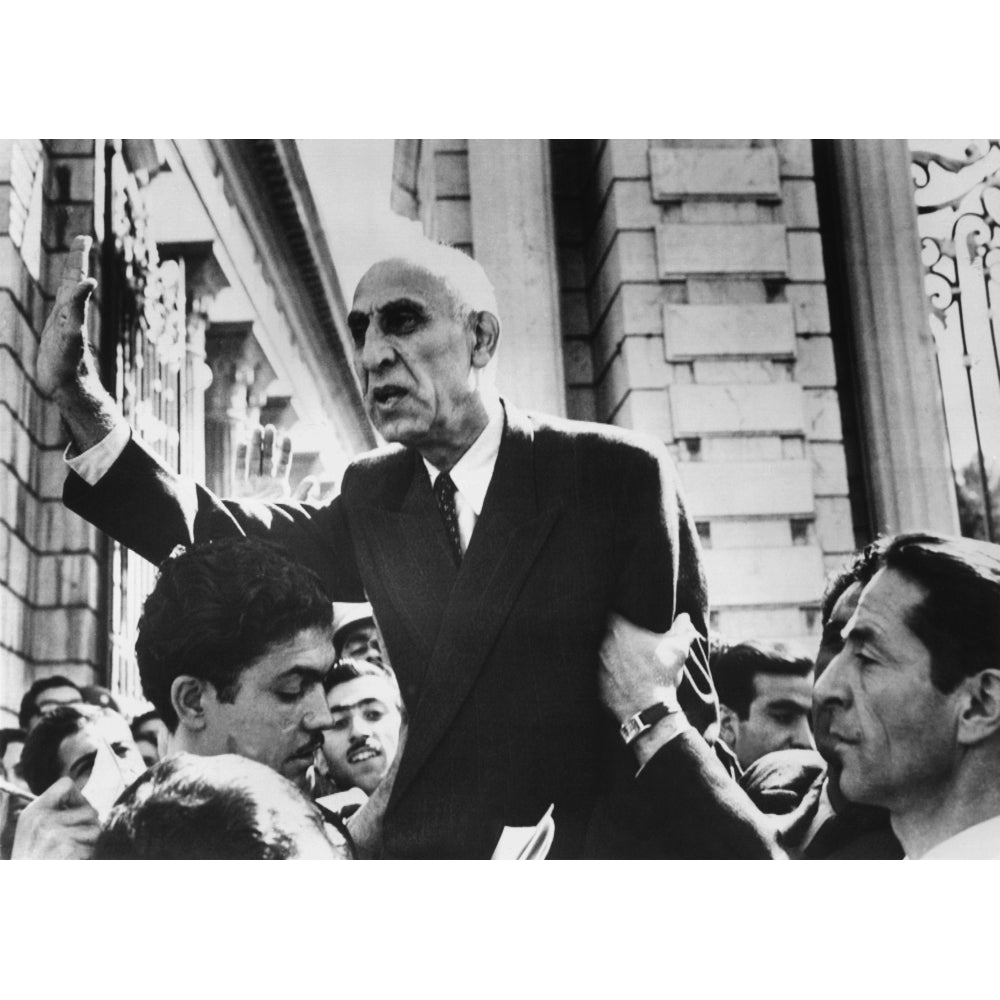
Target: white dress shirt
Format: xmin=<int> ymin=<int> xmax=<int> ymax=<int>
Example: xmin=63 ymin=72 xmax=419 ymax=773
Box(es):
xmin=917 ymin=814 xmax=1000 ymax=860
xmin=65 ymin=419 xmax=131 ymax=485
xmin=422 ymin=390 xmax=505 ymax=554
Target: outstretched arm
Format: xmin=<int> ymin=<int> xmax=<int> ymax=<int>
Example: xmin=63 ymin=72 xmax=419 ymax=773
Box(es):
xmin=36 ymin=236 xmax=123 ymax=453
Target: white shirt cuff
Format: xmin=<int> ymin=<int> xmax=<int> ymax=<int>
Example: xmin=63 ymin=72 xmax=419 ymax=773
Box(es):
xmin=64 ymin=421 xmax=131 ymax=486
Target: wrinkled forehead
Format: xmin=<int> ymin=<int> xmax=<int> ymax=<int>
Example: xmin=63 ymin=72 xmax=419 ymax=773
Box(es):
xmin=327 ymin=674 xmax=400 ymax=710
xmin=352 ymin=258 xmax=464 ymax=315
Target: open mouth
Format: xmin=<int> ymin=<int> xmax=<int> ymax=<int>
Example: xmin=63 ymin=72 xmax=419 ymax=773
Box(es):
xmin=347 ymin=745 xmax=382 ymax=764
xmin=371 ymin=386 xmax=406 ymax=407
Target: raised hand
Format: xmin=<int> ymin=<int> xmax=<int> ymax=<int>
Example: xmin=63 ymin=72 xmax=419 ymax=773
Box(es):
xmin=36 ymin=236 xmax=99 ymax=399
xmin=232 ymin=423 xmax=294 ymax=501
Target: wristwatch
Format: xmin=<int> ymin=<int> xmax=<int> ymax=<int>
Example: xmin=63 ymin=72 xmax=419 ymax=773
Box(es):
xmin=619 ymin=702 xmax=680 ymax=745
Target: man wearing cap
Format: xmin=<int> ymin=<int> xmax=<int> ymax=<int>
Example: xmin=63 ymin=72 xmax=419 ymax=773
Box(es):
xmin=38 ymin=236 xmax=716 ymax=859
xmin=332 ymin=603 xmax=382 ymax=665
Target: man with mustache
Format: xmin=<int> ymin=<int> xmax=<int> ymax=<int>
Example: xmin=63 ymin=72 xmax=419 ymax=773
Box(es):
xmin=322 ymin=659 xmax=404 ymax=797
xmin=40 ymin=236 xmax=716 ymax=858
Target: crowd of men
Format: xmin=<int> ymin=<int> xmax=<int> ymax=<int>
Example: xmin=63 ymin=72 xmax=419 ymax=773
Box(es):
xmin=3 ymin=235 xmax=999 ymax=860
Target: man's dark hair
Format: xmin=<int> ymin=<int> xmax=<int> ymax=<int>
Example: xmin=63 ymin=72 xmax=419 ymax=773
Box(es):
xmin=17 ymin=676 xmax=82 ymax=730
xmin=820 ymin=538 xmax=890 ymax=627
xmin=135 ymin=539 xmax=334 ymax=732
xmin=19 ymin=704 xmax=102 ymax=795
xmin=94 ymin=753 xmax=329 ymax=860
xmin=712 ymin=641 xmax=813 ymax=719
xmin=880 ymin=532 xmax=1000 ymax=694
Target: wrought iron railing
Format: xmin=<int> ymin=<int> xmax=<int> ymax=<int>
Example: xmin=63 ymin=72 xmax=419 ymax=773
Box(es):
xmin=912 ymin=139 xmax=1000 ymax=541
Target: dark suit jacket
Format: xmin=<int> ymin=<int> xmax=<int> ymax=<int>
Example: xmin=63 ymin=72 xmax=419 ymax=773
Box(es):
xmin=586 ymin=732 xmax=782 ymax=859
xmin=65 ymin=401 xmax=720 ymax=858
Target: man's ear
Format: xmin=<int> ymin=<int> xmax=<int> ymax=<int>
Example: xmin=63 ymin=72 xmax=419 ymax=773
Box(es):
xmin=170 ymin=675 xmax=210 ymax=732
xmin=470 ymin=311 xmax=500 ymax=369
xmin=718 ymin=704 xmax=740 ymax=752
xmin=957 ymin=670 xmax=1000 ymax=746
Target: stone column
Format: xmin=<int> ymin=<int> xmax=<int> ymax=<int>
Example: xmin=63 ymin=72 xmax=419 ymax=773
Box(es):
xmin=832 ymin=139 xmax=960 ymax=535
xmin=467 ymin=140 xmax=566 ymax=416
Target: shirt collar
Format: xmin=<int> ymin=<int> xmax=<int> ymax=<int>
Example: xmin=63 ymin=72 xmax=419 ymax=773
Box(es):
xmin=917 ymin=813 xmax=1000 ymax=860
xmin=423 ymin=391 xmax=504 ymax=516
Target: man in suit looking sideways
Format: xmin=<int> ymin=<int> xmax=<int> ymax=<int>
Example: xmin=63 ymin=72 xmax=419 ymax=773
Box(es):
xmin=38 ymin=235 xmax=721 ymax=858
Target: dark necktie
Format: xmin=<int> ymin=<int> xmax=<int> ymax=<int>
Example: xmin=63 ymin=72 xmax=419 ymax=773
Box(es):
xmin=433 ymin=472 xmax=463 ymax=565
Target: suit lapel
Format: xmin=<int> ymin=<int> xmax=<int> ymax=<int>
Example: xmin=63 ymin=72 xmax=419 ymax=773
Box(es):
xmin=353 ymin=453 xmax=458 ymax=674
xmin=389 ymin=404 xmax=562 ymax=807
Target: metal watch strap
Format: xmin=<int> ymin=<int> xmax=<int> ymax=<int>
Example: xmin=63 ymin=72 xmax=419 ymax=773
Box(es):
xmin=619 ymin=702 xmax=680 ymax=745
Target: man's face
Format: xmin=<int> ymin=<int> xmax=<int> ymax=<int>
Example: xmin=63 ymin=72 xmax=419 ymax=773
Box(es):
xmin=202 ymin=628 xmax=336 ymax=787
xmin=731 ymin=672 xmax=814 ymax=768
xmin=813 ymin=568 xmax=962 ymax=812
xmin=348 ymin=260 xmax=485 ymax=460
xmin=340 ymin=621 xmax=381 ymax=665
xmin=322 ymin=675 xmax=402 ymax=794
xmin=30 ymin=685 xmax=83 ymax=731
xmin=57 ymin=713 xmax=146 ymax=792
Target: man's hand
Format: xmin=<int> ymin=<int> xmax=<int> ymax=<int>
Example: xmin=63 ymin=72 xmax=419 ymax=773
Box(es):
xmin=599 ymin=612 xmax=699 ymax=723
xmin=232 ymin=424 xmax=294 ymax=501
xmin=36 ymin=236 xmax=99 ymax=399
xmin=11 ymin=777 xmax=101 ymax=860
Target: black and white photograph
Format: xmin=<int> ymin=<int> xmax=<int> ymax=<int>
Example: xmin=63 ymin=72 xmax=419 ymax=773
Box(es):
xmin=5 ymin=136 xmax=1000 ymax=871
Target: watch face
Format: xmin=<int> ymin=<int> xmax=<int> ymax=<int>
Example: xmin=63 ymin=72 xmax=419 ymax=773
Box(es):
xmin=620 ymin=714 xmax=645 ymax=744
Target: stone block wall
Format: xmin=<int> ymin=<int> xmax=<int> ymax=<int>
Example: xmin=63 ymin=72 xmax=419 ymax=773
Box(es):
xmin=551 ymin=139 xmax=854 ymax=652
xmin=0 ymin=140 xmax=104 ymax=719
xmin=416 ymin=140 xmax=472 ymax=253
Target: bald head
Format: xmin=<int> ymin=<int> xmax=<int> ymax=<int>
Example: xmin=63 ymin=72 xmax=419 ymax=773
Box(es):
xmin=357 ymin=242 xmax=501 ymax=334
xmin=348 ymin=243 xmax=502 ymax=470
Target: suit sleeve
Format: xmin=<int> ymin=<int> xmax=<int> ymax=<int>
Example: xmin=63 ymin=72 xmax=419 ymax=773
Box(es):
xmin=63 ymin=435 xmax=365 ymax=599
xmin=584 ymin=732 xmax=783 ymax=859
xmin=612 ymin=440 xmax=716 ymax=731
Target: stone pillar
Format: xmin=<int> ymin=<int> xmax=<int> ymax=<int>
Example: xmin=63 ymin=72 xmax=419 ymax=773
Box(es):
xmin=832 ymin=139 xmax=960 ymax=535
xmin=467 ymin=140 xmax=566 ymax=416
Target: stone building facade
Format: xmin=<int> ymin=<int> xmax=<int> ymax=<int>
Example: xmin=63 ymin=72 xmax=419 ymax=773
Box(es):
xmin=0 ymin=139 xmax=371 ymax=723
xmin=391 ymin=139 xmax=961 ymax=653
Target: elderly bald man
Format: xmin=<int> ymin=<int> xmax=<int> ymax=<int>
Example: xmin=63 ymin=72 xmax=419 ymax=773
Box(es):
xmin=38 ymin=235 xmax=716 ymax=859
